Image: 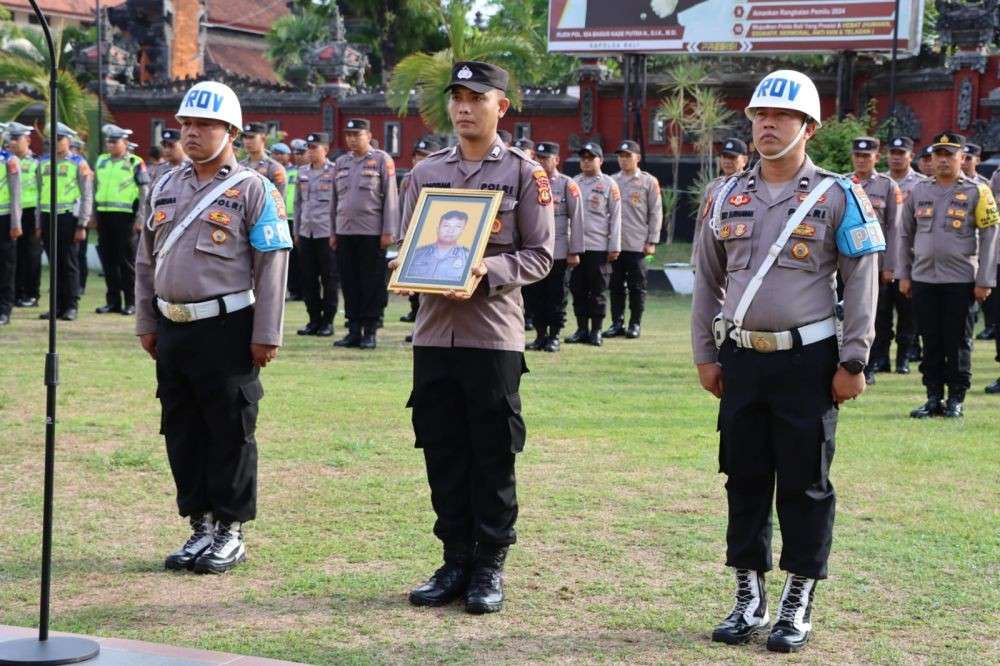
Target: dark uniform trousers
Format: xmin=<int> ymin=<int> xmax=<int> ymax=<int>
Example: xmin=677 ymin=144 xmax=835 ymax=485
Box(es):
xmin=0 ymin=215 xmax=15 ymax=316
xmin=40 ymin=213 xmax=81 ymax=313
xmin=77 ymin=228 xmax=90 ymax=292
xmin=524 ymin=259 xmax=568 ymax=334
xmin=156 ymin=307 xmax=261 ymax=523
xmin=336 ymin=234 xmax=385 ymax=331
xmin=408 ymin=347 xmax=526 ymax=547
xmin=96 ymin=211 xmax=137 ymax=309
xmin=570 ymin=250 xmax=611 ymax=320
xmin=15 ymin=208 xmax=41 ymax=302
xmin=287 ymin=221 xmax=301 ymax=296
xmin=994 ymin=267 xmax=1000 ymax=364
xmin=298 ymin=237 xmax=339 ymax=327
xmin=609 ymin=250 xmax=648 ymax=326
xmin=872 ymin=280 xmax=915 ymax=362
xmin=718 ymin=337 xmax=838 ymax=580
xmin=912 ymin=282 xmax=976 ymax=397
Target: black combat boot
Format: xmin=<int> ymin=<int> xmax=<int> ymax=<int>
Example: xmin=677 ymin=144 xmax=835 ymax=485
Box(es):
xmin=359 ymin=324 xmax=377 ymax=350
xmin=766 ymin=575 xmax=816 ymax=653
xmin=409 ymin=543 xmax=473 ymax=607
xmin=564 ymin=316 xmax=589 ymax=344
xmin=895 ymin=347 xmax=910 ymax=374
xmin=543 ymin=334 xmax=561 ymax=352
xmin=910 ymin=389 xmax=945 ymax=418
xmin=625 ymin=322 xmax=641 ymax=339
xmin=712 ymin=569 xmax=770 ymax=645
xmin=465 ymin=545 xmax=508 ymax=614
xmin=164 ymin=513 xmax=215 ymax=571
xmin=297 ymin=321 xmax=320 ymax=336
xmin=985 ymin=378 xmax=1000 ymax=394
xmin=526 ymin=324 xmax=547 ymax=351
xmin=333 ymin=325 xmax=363 ymax=348
xmin=192 ymin=520 xmax=246 ymax=574
xmin=602 ymin=318 xmax=625 ymax=338
xmin=943 ymin=391 xmax=964 ymax=418
xmin=589 ymin=318 xmax=604 ymax=346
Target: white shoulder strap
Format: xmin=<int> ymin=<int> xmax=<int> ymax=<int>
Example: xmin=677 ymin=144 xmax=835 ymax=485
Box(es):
xmin=154 ymin=170 xmax=255 ymax=279
xmin=709 ymin=175 xmax=740 ymax=233
xmin=732 ymin=176 xmax=837 ymax=329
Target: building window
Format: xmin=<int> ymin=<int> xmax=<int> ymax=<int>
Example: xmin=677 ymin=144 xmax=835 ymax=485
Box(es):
xmin=151 ymin=119 xmax=165 ymax=146
xmin=515 ymin=123 xmax=531 ymax=140
xmin=650 ymin=116 xmax=667 ymax=144
xmin=384 ymin=122 xmax=401 ymax=157
xmin=266 ymin=121 xmax=280 ymax=137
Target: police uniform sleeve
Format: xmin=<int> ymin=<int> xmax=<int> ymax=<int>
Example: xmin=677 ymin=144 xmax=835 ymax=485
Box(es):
xmin=77 ymin=158 xmax=93 ymax=226
xmin=566 ymin=178 xmax=585 ymax=256
xmin=244 ymin=177 xmax=291 ymax=346
xmin=692 ymin=180 xmax=717 ymax=264
xmin=608 ymin=179 xmax=622 ymax=253
xmin=482 ymin=164 xmax=554 ymax=297
xmin=835 ymin=188 xmax=880 ymax=365
xmin=882 ymin=179 xmax=901 ymax=274
xmin=691 ymin=211 xmax=727 ymax=364
xmin=134 ymin=211 xmax=157 ymax=336
xmin=398 ymin=161 xmax=424 ymax=242
xmin=134 ymin=158 xmax=150 ymax=224
xmin=973 ymin=185 xmax=999 ymax=287
xmin=7 ymin=154 xmax=22 ymax=230
xmin=895 ymin=187 xmax=917 ymax=281
xmin=380 ymin=153 xmax=399 ymax=236
xmin=646 ymin=174 xmax=663 ymax=245
xmin=293 ymin=169 xmax=303 ymax=238
xmin=271 ymin=161 xmax=287 ymax=199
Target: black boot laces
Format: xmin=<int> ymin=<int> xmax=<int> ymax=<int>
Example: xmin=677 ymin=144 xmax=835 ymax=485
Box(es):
xmin=183 ymin=517 xmax=212 ymax=550
xmin=470 ymin=566 xmax=497 ymax=591
xmin=778 ymin=576 xmax=808 ymax=624
xmin=206 ymin=523 xmax=237 ymax=555
xmin=732 ymin=569 xmax=755 ymax=615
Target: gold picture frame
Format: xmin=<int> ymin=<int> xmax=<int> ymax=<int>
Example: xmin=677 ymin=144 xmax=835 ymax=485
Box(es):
xmin=389 ymin=188 xmax=504 ymax=296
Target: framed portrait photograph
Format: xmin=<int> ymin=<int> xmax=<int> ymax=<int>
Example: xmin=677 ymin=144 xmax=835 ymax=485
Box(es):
xmin=389 ymin=188 xmax=503 ymax=295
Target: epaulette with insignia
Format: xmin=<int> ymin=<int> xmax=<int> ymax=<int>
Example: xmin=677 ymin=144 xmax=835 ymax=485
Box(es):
xmin=509 ymin=146 xmax=533 ymax=162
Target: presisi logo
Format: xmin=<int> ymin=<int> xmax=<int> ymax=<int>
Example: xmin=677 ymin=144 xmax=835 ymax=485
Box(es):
xmin=183 ymin=90 xmax=224 ymax=112
xmin=755 ymin=78 xmax=801 ymax=101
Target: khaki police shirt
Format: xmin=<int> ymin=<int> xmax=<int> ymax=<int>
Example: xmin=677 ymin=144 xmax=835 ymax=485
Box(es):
xmin=135 ymin=157 xmax=290 ymax=346
xmin=332 ymin=148 xmax=399 ymax=236
xmin=399 ymin=138 xmax=555 ymax=352
xmin=573 ymin=172 xmax=622 ymax=253
xmin=853 ymin=171 xmax=900 ymax=273
xmin=293 ymin=161 xmax=336 ymax=238
xmin=897 ymin=175 xmax=999 ymax=287
xmin=612 ymin=169 xmax=663 ymax=252
xmin=550 ymin=171 xmax=585 ymax=259
xmin=241 ymin=155 xmax=287 ymax=199
xmin=2 ymin=152 xmax=22 ymax=230
xmin=692 ymin=156 xmax=879 ymax=365
xmin=692 ymin=175 xmax=727 ymax=264
xmin=891 ymin=168 xmax=927 ymax=200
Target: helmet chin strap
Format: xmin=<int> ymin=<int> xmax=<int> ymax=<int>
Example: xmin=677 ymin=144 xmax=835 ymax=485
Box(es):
xmin=195 ymin=131 xmax=231 ymax=165
xmin=759 ymin=121 xmax=808 ymax=161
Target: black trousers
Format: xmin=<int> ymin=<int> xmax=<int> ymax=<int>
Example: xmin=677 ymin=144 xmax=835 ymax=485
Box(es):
xmin=872 ymin=279 xmax=916 ymax=361
xmin=717 ymin=337 xmax=839 ymax=580
xmin=912 ymin=282 xmax=975 ymax=397
xmin=77 ymin=227 xmax=90 ymax=291
xmin=407 ymin=293 xmax=420 ymax=318
xmin=0 ymin=215 xmax=15 ymax=316
xmin=570 ymin=250 xmax=610 ymax=320
xmin=40 ymin=213 xmax=80 ymax=313
xmin=609 ymin=250 xmax=647 ymax=325
xmin=15 ymin=208 xmax=41 ymax=301
xmin=524 ymin=259 xmax=568 ymax=334
xmin=298 ymin=236 xmax=339 ymax=327
xmin=96 ymin=211 xmax=137 ymax=309
xmin=287 ymin=221 xmax=301 ymax=296
xmin=409 ymin=347 xmax=526 ymax=547
xmin=994 ymin=267 xmax=1000 ymax=364
xmin=336 ymin=234 xmax=385 ymax=330
xmin=156 ymin=307 xmax=261 ymax=523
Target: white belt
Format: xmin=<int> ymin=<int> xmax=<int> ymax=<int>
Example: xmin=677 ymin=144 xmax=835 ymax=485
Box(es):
xmin=721 ymin=316 xmax=836 ymax=353
xmin=157 ymin=290 xmax=255 ymax=323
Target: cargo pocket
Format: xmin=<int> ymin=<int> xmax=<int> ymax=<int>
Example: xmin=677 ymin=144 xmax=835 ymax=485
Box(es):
xmin=239 ymin=380 xmax=263 ymax=445
xmin=407 ymin=389 xmax=449 ymax=449
xmin=719 ymin=221 xmax=754 ymax=271
xmin=504 ymin=393 xmax=526 ymax=454
xmin=817 ymin=410 xmax=837 ymax=491
xmin=716 ymin=411 xmax=727 ymax=474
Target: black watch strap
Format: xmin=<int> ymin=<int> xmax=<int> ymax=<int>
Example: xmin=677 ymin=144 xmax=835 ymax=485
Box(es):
xmin=840 ymin=360 xmax=865 ymax=375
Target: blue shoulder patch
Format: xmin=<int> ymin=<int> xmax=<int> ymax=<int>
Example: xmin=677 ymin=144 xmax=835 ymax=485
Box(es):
xmin=69 ymin=154 xmax=83 ymax=165
xmin=835 ymin=177 xmax=885 ymax=257
xmin=249 ymin=177 xmax=292 ymax=253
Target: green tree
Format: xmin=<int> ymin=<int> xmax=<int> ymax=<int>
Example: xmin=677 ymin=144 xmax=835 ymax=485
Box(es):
xmin=265 ymin=1 xmax=335 ymax=82
xmin=810 ymin=99 xmax=886 ymax=174
xmin=340 ymin=0 xmax=449 ymax=84
xmin=386 ymin=0 xmax=534 ymax=133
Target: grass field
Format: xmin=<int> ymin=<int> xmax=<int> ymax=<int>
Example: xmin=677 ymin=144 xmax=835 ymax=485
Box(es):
xmin=1 ymin=255 xmax=998 ymax=665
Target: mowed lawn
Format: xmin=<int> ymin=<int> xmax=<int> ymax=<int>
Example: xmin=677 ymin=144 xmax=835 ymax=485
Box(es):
xmin=1 ymin=259 xmax=998 ymax=665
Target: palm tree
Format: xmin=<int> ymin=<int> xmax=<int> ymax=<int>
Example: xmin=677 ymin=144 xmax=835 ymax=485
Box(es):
xmin=386 ymin=0 xmax=535 ymax=133
xmin=264 ymin=4 xmax=333 ymax=82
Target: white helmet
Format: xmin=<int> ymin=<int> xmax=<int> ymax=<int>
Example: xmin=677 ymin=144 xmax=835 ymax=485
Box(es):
xmin=745 ymin=69 xmax=822 ymax=128
xmin=175 ymin=81 xmax=243 ymax=130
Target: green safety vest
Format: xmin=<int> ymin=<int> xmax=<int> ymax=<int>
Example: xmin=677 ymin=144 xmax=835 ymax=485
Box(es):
xmin=0 ymin=151 xmax=13 ymax=215
xmin=285 ymin=166 xmax=297 ymax=217
xmin=39 ymin=155 xmax=83 ymax=214
xmin=95 ymin=153 xmax=141 ymax=213
xmin=20 ymin=155 xmax=38 ymax=209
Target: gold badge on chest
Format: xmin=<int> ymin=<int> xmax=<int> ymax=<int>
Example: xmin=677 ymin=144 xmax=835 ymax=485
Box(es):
xmin=790 ymin=241 xmax=810 ymax=260
xmin=211 ymin=228 xmax=227 ymax=244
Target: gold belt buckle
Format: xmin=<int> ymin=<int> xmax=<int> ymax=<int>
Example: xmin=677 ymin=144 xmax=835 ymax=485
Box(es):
xmin=167 ymin=303 xmax=192 ymax=323
xmin=750 ymin=331 xmax=777 ymax=353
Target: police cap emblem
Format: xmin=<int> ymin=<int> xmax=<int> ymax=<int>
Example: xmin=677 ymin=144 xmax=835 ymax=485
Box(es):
xmin=457 ymin=66 xmax=473 ymax=80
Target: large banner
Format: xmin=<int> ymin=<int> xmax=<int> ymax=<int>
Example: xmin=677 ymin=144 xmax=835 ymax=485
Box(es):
xmin=547 ymin=0 xmax=924 ymax=55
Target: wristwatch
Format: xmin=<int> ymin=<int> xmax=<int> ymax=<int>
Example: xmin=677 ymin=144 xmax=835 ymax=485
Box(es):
xmin=840 ymin=360 xmax=865 ymax=375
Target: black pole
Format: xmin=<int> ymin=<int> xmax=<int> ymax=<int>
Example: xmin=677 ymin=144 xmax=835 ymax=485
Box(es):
xmin=0 ymin=2 xmax=100 ymax=664
xmin=95 ymin=0 xmax=103 ymax=158
xmin=887 ymin=0 xmax=901 ymax=136
xmin=622 ymin=55 xmax=631 ymax=141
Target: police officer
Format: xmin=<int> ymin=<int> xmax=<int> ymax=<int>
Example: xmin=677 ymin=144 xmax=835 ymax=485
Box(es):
xmin=93 ymin=124 xmax=150 ymax=316
xmin=294 ymin=132 xmax=338 ymax=337
xmin=986 ymin=166 xmax=1000 ymax=394
xmin=330 ymin=118 xmax=399 ymax=350
xmin=512 ymin=138 xmax=535 ymax=160
xmin=512 ymin=137 xmax=539 ymax=332
xmin=149 ymin=129 xmax=188 ymax=186
xmin=392 ymin=61 xmax=554 ymax=614
xmin=848 ymin=136 xmax=901 ymax=383
xmin=523 ymin=141 xmax=583 ymax=352
xmin=885 ymin=136 xmax=927 ymax=370
xmin=693 ymin=70 xmax=882 ymax=653
xmin=399 ymin=137 xmax=442 ymax=325
xmin=606 ymin=140 xmax=662 ymax=339
xmin=0 ymin=126 xmax=23 ymax=326
xmin=8 ymin=123 xmax=40 ymax=309
xmin=38 ymin=123 xmax=93 ymax=321
xmin=135 ymin=81 xmax=291 ymax=574
xmin=290 ymin=138 xmax=308 ymax=167
xmin=961 ymin=143 xmax=988 ymax=185
xmin=693 ymin=139 xmax=749 ymax=264
xmin=565 ymin=142 xmax=621 ymax=346
xmin=898 ymin=132 xmax=999 ymax=418
xmin=917 ymin=144 xmax=934 ymax=176
xmin=240 ymin=123 xmax=287 ymax=199
xmin=272 ymin=142 xmax=301 ymax=301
